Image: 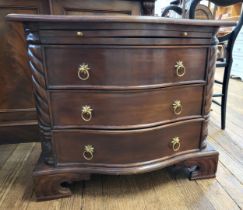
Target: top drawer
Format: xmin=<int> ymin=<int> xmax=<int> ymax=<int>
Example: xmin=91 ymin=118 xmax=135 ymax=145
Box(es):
xmin=44 ymin=46 xmax=208 ymax=89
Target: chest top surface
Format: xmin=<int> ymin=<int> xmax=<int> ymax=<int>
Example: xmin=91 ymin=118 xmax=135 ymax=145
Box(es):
xmin=6 ymin=14 xmax=235 ymax=29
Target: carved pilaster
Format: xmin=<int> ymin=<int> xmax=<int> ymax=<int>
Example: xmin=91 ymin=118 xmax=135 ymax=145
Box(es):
xmin=142 ymin=0 xmax=155 ymax=16
xmin=205 ymin=46 xmax=217 ymax=115
xmin=201 ymin=46 xmax=217 ymax=148
xmin=28 ymin=44 xmax=55 ymax=165
xmin=201 ymin=117 xmax=209 ymax=149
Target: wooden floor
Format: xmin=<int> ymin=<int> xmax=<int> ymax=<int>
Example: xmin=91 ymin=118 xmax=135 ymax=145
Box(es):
xmin=0 ymin=70 xmax=243 ymax=210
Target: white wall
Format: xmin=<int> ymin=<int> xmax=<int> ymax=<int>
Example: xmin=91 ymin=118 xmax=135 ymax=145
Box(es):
xmin=155 ymin=0 xmax=170 ymax=16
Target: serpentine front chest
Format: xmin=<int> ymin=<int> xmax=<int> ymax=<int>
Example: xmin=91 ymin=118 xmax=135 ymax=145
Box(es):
xmin=6 ymin=14 xmax=235 ymax=201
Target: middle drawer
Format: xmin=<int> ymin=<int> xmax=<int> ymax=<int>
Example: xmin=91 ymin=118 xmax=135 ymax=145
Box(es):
xmin=50 ymin=85 xmax=204 ymax=129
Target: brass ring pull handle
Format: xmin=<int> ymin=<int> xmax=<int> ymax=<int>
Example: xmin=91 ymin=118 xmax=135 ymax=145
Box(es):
xmin=171 ymin=137 xmax=181 ymax=152
xmin=83 ymin=145 xmax=94 ymax=160
xmin=81 ymin=105 xmax=93 ymax=122
xmin=78 ymin=63 xmax=90 ymax=80
xmin=77 ymin=31 xmax=84 ymax=37
xmin=182 ymin=32 xmax=188 ymax=37
xmin=172 ymin=100 xmax=182 ymax=115
xmin=175 ymin=60 xmax=186 ymax=77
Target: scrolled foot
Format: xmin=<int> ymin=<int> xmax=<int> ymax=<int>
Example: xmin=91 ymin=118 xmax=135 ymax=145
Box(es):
xmin=183 ymin=152 xmax=219 ymax=180
xmin=33 ymin=160 xmax=90 ymax=201
xmin=169 ymin=146 xmax=219 ymax=180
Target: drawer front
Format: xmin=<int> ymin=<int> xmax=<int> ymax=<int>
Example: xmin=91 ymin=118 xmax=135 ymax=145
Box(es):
xmin=53 ymin=119 xmax=202 ymax=165
xmin=45 ymin=46 xmax=207 ymax=88
xmin=50 ymin=85 xmax=204 ymax=129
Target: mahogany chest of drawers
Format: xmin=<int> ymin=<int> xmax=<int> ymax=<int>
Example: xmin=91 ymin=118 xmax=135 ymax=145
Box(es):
xmin=6 ymin=14 xmax=235 ymax=201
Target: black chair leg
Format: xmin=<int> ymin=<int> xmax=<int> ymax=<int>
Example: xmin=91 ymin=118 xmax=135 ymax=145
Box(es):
xmin=221 ymin=94 xmax=226 ymax=130
xmin=188 ymin=0 xmax=243 ymax=130
xmin=220 ymin=57 xmax=232 ymax=130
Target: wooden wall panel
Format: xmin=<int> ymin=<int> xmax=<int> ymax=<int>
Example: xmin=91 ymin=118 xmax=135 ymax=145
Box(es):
xmin=0 ymin=0 xmax=50 ymax=144
xmin=49 ymin=0 xmax=141 ymax=15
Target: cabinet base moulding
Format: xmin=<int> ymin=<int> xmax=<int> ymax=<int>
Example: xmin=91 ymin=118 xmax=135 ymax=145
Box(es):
xmin=33 ymin=145 xmax=218 ymax=201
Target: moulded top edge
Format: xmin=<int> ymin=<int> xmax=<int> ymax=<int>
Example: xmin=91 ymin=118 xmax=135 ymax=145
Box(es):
xmin=6 ymin=14 xmax=236 ymax=28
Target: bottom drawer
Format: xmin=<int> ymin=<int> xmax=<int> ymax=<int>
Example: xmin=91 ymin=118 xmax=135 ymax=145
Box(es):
xmin=53 ymin=119 xmax=203 ymax=165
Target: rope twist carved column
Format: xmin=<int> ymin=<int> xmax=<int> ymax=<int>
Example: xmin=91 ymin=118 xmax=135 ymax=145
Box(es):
xmin=201 ymin=46 xmax=217 ymax=149
xmin=28 ymin=44 xmax=55 ymax=165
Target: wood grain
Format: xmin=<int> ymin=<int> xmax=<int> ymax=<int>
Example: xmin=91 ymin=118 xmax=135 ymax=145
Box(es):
xmin=0 ymin=0 xmax=50 ymax=144
xmin=6 ymin=14 xmax=236 ymax=27
xmin=11 ymin=15 xmax=226 ymax=201
xmin=201 ymin=46 xmax=217 ymax=148
xmin=44 ymin=46 xmax=207 ymax=89
xmin=0 ymin=69 xmax=242 ymax=209
xmin=0 ymin=143 xmax=35 ymax=205
xmin=50 ymin=86 xmax=204 ymax=129
xmin=0 ymin=144 xmax=40 ymax=210
xmin=28 ymin=44 xmax=54 ymax=165
xmin=53 ymin=119 xmax=203 ymax=165
xmin=32 ymin=145 xmax=217 ymax=201
xmin=50 ymin=0 xmax=142 ymax=16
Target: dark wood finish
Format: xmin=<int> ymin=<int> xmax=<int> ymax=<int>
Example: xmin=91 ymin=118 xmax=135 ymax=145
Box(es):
xmin=33 ymin=145 xmax=218 ymax=201
xmin=39 ymin=29 xmax=213 ymax=38
xmin=53 ymin=119 xmax=203 ymax=165
xmin=0 ymin=123 xmax=39 ymax=144
xmin=6 ymin=15 xmax=235 ymax=201
xmin=45 ymin=46 xmax=207 ymax=89
xmin=7 ymin=14 xmax=235 ymax=26
xmin=169 ymin=145 xmax=218 ymax=180
xmin=0 ymin=0 xmax=155 ymax=145
xmin=50 ymin=86 xmax=204 ymax=129
xmin=49 ymin=0 xmax=156 ymax=16
xmin=50 ymin=0 xmax=141 ymax=15
xmin=39 ymin=37 xmax=216 ymax=46
xmin=0 ymin=0 xmax=50 ymax=144
xmin=201 ymin=46 xmax=217 ymax=148
xmin=183 ymin=150 xmax=219 ymax=180
xmin=28 ymin=44 xmax=54 ymax=165
xmin=33 ymin=157 xmax=91 ymax=201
